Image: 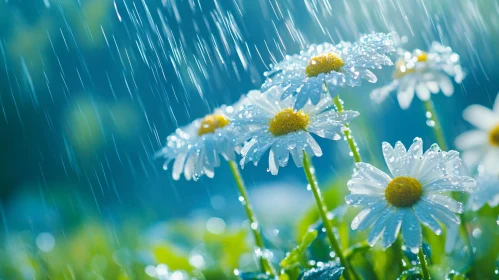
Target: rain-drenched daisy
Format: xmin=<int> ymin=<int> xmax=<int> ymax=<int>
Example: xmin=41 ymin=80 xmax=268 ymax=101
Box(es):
xmin=231 ymin=86 xmax=359 ymax=175
xmin=455 ymin=93 xmax=499 ymax=174
xmin=262 ymin=33 xmax=395 ymax=109
xmin=371 ymin=42 xmax=465 ymax=109
xmin=155 ymin=95 xmax=255 ymax=181
xmin=346 ymin=138 xmax=475 ymax=252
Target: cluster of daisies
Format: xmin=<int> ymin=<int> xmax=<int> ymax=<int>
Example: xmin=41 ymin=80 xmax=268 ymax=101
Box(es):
xmin=156 ymin=32 xmax=499 ymax=279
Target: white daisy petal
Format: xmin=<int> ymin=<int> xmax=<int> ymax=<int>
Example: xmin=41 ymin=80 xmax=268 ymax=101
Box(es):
xmin=417 ymin=147 xmax=459 ymax=184
xmin=401 ymin=209 xmax=422 ymax=253
xmin=372 ymin=43 xmax=464 ymax=109
xmin=415 ymin=83 xmax=430 ymax=101
xmin=423 ymin=176 xmax=476 ymax=193
xmin=354 ymin=162 xmax=392 ymax=186
xmin=455 ymin=130 xmax=489 ymax=150
xmin=351 ymin=201 xmax=389 ymax=231
xmin=413 ymin=202 xmax=443 ymax=235
xmin=456 ymin=94 xmax=499 ymax=173
xmin=262 ymin=33 xmax=395 ymax=109
xmin=382 ymin=210 xmax=405 ymax=249
xmin=172 ymin=152 xmax=188 ymax=180
xmin=347 ymin=178 xmax=386 ymax=195
xmin=347 ymin=137 xmax=474 ymax=249
xmin=463 ymin=104 xmax=499 ymax=130
xmin=157 ymin=99 xmax=250 ymax=180
xmin=425 ymin=80 xmax=439 ymax=94
xmin=461 ymin=149 xmax=485 ymax=169
xmin=289 ymin=148 xmax=304 ymax=167
xmin=370 ymin=80 xmax=399 ymax=104
xmin=396 ymin=78 xmax=416 ymax=109
xmin=382 ymin=142 xmax=401 ymax=176
xmin=482 ymin=149 xmax=499 ymax=174
xmin=241 ymin=136 xmax=274 ymax=168
xmin=204 ymin=165 xmax=215 ymax=179
xmin=345 ymin=194 xmax=385 ymax=206
xmin=424 ymin=194 xmax=463 ymax=213
xmin=405 ymin=138 xmax=424 ymax=176
xmin=183 ymin=152 xmax=197 ymax=181
xmin=367 ymin=207 xmax=396 ymax=246
xmin=204 ymin=138 xmax=220 ymax=167
xmin=231 ymin=85 xmax=353 ymax=173
xmin=444 ymin=224 xmax=460 ymax=254
xmin=419 ymin=199 xmax=460 ymax=226
xmin=468 ymin=174 xmax=499 ymax=211
xmin=268 ymin=147 xmax=279 ymax=175
xmin=304 ymin=132 xmax=323 ymax=157
xmin=438 ymin=74 xmax=454 ymax=96
xmin=272 ymin=140 xmax=291 ymax=167
xmin=382 ymin=139 xmax=422 ymax=177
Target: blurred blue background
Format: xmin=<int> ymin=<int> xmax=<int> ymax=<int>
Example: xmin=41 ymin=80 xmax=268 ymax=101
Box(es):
xmin=0 ymin=0 xmax=498 ymax=234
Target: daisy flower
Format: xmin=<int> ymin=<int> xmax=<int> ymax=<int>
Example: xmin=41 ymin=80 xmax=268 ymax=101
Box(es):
xmin=371 ymin=42 xmax=465 ymax=109
xmin=455 ymin=93 xmax=499 ymax=174
xmin=345 ymin=137 xmax=475 ymax=253
xmin=231 ymin=86 xmax=359 ymax=175
xmin=156 ymin=92 xmax=278 ymax=275
xmin=155 ymin=95 xmax=254 ymax=181
xmin=262 ymin=33 xmax=395 ymax=109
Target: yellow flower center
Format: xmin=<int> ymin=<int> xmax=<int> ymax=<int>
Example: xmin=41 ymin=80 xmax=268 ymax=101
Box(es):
xmin=385 ymin=176 xmax=423 ymax=207
xmin=393 ymin=52 xmax=428 ymax=79
xmin=489 ymin=124 xmax=499 ymax=147
xmin=197 ymin=114 xmax=230 ymax=136
xmin=416 ymin=52 xmax=428 ymax=62
xmin=268 ymin=108 xmax=310 ymax=136
xmin=305 ymin=53 xmax=344 ymax=77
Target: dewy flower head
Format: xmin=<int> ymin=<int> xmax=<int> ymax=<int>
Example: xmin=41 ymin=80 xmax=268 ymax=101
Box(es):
xmin=231 ymin=86 xmax=359 ymax=175
xmin=345 ymin=138 xmax=475 ymax=253
xmin=262 ymin=33 xmax=395 ymax=109
xmin=455 ymin=92 xmax=499 ymax=174
xmin=155 ymin=95 xmax=252 ymax=181
xmin=371 ymin=42 xmax=465 ymax=109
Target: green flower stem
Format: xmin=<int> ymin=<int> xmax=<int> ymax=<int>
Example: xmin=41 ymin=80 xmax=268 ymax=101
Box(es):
xmin=423 ymin=99 xmax=448 ymax=151
xmin=302 ymin=152 xmax=357 ymax=280
xmin=333 ymin=95 xmax=362 ymax=163
xmin=459 ymin=213 xmax=475 ymax=264
xmin=418 ymin=247 xmax=431 ymax=280
xmin=423 ymin=99 xmax=474 ymax=262
xmin=228 ymin=160 xmax=277 ymax=276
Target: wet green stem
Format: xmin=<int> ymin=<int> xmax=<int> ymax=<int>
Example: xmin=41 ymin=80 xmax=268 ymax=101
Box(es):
xmin=423 ymin=99 xmax=448 ymax=151
xmin=228 ymin=161 xmax=276 ymax=276
xmin=302 ymin=152 xmax=357 ymax=280
xmin=423 ymin=99 xmax=474 ymax=263
xmin=418 ymin=247 xmax=430 ymax=280
xmin=332 ymin=94 xmax=362 ymax=163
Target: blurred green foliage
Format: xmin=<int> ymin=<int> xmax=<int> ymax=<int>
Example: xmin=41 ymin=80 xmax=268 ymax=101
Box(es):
xmin=0 ymin=218 xmax=252 ymax=279
xmin=2 ymin=172 xmax=499 ymax=279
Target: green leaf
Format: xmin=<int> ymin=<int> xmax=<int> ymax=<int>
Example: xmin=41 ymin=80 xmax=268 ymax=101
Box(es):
xmin=344 ymin=242 xmax=371 ymax=260
xmin=301 ymin=261 xmax=344 ymax=280
xmin=280 ymin=230 xmax=318 ymax=269
xmin=397 ymin=267 xmax=423 ymax=280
